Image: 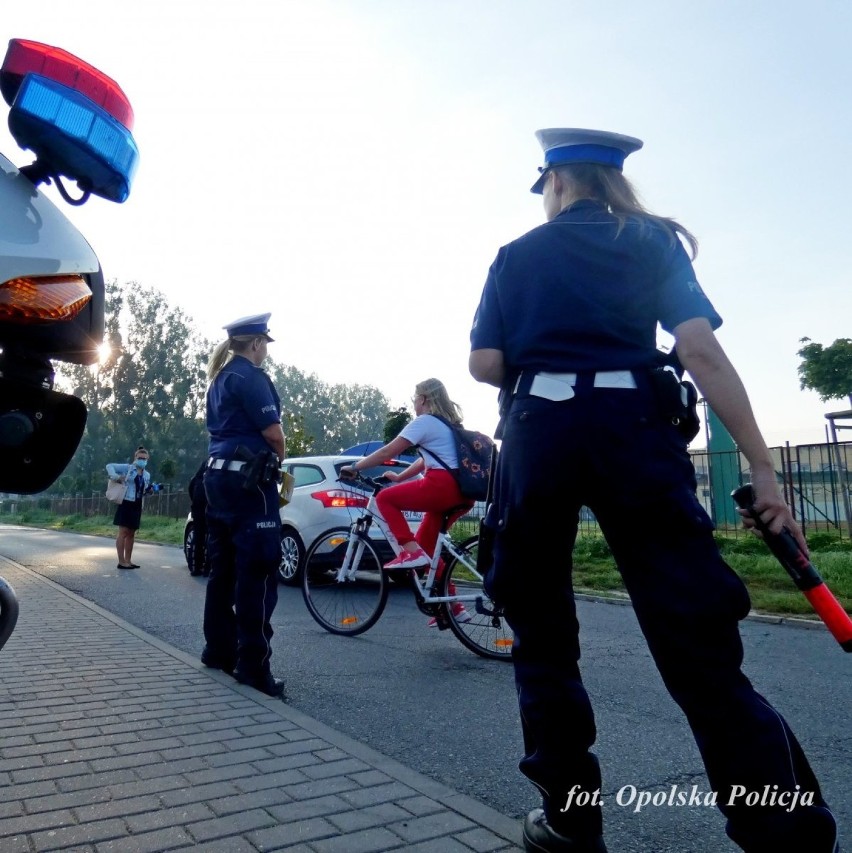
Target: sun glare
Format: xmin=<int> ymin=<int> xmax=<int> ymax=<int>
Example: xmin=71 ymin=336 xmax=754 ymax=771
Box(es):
xmin=97 ymin=341 xmax=112 ymax=364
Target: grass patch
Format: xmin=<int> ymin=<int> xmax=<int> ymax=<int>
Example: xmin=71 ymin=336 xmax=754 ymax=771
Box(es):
xmin=2 ymin=511 xmax=186 ymax=547
xmin=570 ymin=533 xmax=851 ymax=617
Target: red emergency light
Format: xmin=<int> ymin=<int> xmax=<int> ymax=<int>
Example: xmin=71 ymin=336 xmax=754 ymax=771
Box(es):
xmin=1 ymin=38 xmax=133 ymax=130
xmin=1 ymin=38 xmax=138 ymax=204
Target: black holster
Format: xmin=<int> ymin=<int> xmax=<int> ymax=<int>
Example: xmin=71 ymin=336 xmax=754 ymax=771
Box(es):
xmin=647 ymin=367 xmax=700 ymax=443
xmin=235 ymin=445 xmax=281 ymax=490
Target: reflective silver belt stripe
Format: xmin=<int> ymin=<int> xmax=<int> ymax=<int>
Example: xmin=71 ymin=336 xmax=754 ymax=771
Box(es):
xmin=513 ymin=370 xmax=637 ymax=400
xmin=207 ymin=458 xmax=246 ymax=472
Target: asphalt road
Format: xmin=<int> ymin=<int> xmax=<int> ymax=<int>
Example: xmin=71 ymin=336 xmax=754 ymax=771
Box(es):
xmin=0 ymin=524 xmax=848 ymax=853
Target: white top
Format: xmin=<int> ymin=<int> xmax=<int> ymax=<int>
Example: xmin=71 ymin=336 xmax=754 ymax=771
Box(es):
xmin=399 ymin=414 xmax=459 ymax=470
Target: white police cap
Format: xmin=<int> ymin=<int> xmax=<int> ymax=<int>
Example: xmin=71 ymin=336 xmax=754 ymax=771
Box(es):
xmin=223 ymin=312 xmax=274 ymax=341
xmin=530 ymin=128 xmax=643 ymax=194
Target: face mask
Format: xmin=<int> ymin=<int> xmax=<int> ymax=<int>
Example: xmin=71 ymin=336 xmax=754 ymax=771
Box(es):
xmin=135 ymin=459 xmax=148 ymax=469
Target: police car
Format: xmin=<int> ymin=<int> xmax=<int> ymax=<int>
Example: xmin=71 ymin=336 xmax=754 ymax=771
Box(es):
xmin=0 ymin=40 xmax=137 ymax=651
xmin=0 ymin=39 xmax=138 ymax=495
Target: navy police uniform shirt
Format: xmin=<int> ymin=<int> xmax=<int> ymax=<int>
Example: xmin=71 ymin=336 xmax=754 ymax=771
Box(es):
xmin=470 ymin=200 xmax=722 ymax=373
xmin=206 ymin=355 xmax=281 ymax=458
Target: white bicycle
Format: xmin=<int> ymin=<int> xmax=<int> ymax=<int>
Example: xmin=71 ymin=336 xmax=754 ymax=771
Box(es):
xmin=301 ymin=473 xmax=513 ymax=661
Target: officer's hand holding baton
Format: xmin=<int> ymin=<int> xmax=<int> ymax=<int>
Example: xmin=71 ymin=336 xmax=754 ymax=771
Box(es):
xmin=733 ymin=484 xmax=852 ymax=652
xmin=735 ymin=471 xmax=809 ymax=556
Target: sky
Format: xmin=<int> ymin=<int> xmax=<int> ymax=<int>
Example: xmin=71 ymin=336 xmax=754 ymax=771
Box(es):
xmin=2 ymin=0 xmax=851 ymax=449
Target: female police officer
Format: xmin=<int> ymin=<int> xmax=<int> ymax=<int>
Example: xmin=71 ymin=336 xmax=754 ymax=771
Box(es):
xmin=201 ymin=313 xmax=286 ymax=698
xmin=469 ymin=130 xmax=838 ymax=853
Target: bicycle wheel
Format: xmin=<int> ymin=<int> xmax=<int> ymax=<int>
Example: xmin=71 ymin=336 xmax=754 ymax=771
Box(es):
xmin=302 ymin=527 xmax=389 ymax=636
xmin=440 ymin=535 xmax=513 ymax=661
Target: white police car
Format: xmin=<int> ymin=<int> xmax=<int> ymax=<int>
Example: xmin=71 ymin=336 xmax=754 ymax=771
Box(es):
xmin=0 ymin=38 xmax=138 ymax=495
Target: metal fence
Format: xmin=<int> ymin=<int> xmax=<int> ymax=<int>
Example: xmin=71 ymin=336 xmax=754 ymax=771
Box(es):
xmin=0 ymin=486 xmax=192 ymax=523
xmin=2 ymin=441 xmax=850 ymax=539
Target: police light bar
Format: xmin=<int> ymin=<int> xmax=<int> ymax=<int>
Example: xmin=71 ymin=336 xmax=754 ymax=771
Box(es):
xmin=8 ymin=73 xmax=139 ymax=203
xmin=1 ymin=38 xmax=134 ymax=130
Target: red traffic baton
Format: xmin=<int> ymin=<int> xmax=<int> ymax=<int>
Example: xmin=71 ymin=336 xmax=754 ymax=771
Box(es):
xmin=732 ymin=485 xmax=852 ymax=652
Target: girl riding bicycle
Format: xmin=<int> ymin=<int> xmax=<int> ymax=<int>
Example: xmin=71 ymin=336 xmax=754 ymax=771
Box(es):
xmin=340 ymin=378 xmax=474 ymax=623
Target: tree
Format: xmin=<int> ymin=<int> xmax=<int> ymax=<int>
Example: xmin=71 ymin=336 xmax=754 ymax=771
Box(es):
xmin=267 ymin=363 xmax=390 ymax=454
xmin=56 ymin=280 xmax=211 ymax=493
xmin=50 ymin=280 xmax=393 ymax=494
xmin=797 ymin=337 xmax=852 ymax=406
xmin=283 ymin=412 xmax=314 ymax=458
xmin=384 ymin=407 xmax=411 ymax=443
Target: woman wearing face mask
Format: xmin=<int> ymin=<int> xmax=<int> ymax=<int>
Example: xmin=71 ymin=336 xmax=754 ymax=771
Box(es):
xmin=106 ymin=446 xmax=154 ymax=569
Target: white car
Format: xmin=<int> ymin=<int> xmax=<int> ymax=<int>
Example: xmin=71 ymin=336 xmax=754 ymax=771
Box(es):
xmin=278 ymin=455 xmax=422 ymax=585
xmin=183 ymin=455 xmax=423 ymax=585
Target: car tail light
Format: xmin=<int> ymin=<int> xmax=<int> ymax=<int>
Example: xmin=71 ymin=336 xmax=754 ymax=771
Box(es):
xmin=0 ymin=275 xmax=91 ymax=323
xmin=311 ymin=490 xmax=369 ymax=509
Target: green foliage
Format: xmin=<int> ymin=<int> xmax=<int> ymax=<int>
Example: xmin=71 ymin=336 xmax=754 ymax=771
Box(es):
xmin=574 ymin=535 xmax=613 ymax=559
xmin=56 ymin=279 xmax=210 ymax=494
xmin=797 ymin=337 xmax=852 ymax=403
xmin=50 ymin=279 xmax=393 ymax=491
xmin=267 ymin=362 xmax=390 ymax=454
xmin=383 ymin=407 xmax=411 ymax=444
xmin=283 ymin=411 xmax=314 ymax=458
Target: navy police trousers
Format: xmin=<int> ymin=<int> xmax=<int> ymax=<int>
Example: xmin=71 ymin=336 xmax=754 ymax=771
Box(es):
xmin=203 ymin=469 xmax=281 ymax=678
xmin=487 ymin=381 xmax=837 ymax=852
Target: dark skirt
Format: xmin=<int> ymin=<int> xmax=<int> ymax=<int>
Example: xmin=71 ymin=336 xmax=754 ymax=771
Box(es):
xmin=113 ymin=499 xmax=143 ymax=531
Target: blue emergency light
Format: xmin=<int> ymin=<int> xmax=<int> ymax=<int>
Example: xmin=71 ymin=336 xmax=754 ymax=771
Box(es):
xmin=8 ymin=73 xmax=138 ymax=203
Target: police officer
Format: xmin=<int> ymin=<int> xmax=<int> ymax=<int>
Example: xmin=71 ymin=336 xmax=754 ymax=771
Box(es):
xmin=201 ymin=313 xmax=286 ymax=698
xmin=469 ymin=130 xmax=838 ymax=853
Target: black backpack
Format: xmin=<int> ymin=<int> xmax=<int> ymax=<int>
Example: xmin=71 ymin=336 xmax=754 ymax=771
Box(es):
xmin=419 ymin=415 xmax=496 ymax=501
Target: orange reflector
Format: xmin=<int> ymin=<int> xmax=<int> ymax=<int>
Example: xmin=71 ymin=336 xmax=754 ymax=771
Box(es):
xmin=0 ymin=275 xmax=91 ymax=323
xmin=340 ymin=616 xmax=359 ymax=625
xmin=495 ymin=639 xmax=513 ymax=647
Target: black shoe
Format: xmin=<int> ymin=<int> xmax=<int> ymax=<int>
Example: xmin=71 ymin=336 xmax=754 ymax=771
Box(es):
xmin=523 ymin=810 xmax=607 ymax=853
xmin=128 ymin=563 xmax=140 ymax=569
xmin=233 ymin=669 xmax=286 ymax=698
xmin=117 ymin=563 xmax=136 ymax=570
xmin=200 ymin=647 xmax=236 ymax=675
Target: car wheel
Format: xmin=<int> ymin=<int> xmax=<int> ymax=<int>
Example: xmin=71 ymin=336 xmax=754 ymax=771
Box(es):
xmin=183 ymin=522 xmax=194 ymax=571
xmin=278 ymin=527 xmax=305 ymax=585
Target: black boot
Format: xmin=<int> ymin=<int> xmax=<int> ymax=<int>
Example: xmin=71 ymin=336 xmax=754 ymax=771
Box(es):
xmin=523 ymin=809 xmax=607 ymax=853
xmin=233 ymin=668 xmax=285 ymax=698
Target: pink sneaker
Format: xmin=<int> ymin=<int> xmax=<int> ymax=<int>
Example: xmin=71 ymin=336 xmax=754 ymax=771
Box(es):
xmin=384 ymin=548 xmax=430 ymax=571
xmin=428 ymin=602 xmax=472 ymax=627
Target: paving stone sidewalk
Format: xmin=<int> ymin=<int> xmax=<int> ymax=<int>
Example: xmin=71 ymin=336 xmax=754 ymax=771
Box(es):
xmin=0 ymin=556 xmax=522 ymax=852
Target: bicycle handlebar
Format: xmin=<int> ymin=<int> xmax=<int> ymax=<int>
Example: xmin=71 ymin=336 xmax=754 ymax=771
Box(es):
xmin=338 ymin=471 xmax=389 ymax=495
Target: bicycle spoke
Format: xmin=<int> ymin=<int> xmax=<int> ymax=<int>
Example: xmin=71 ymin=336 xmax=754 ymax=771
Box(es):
xmin=302 ymin=528 xmax=389 ymax=636
xmin=441 ymin=536 xmax=513 ymax=660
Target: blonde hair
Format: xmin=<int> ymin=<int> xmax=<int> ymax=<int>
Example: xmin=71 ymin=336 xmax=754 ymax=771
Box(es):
xmin=207 ymin=335 xmax=261 ymax=381
xmin=416 ymin=378 xmax=463 ymax=425
xmin=552 ymin=163 xmax=698 ymax=259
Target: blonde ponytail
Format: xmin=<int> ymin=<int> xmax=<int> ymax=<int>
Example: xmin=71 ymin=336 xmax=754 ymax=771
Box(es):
xmin=206 ymin=340 xmax=233 ymax=382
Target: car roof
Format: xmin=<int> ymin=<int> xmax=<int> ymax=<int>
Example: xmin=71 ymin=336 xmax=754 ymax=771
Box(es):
xmin=283 ymin=455 xmax=407 ymax=464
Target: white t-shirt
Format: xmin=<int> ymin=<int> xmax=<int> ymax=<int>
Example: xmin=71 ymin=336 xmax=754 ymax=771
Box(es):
xmin=399 ymin=414 xmax=459 ymax=470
